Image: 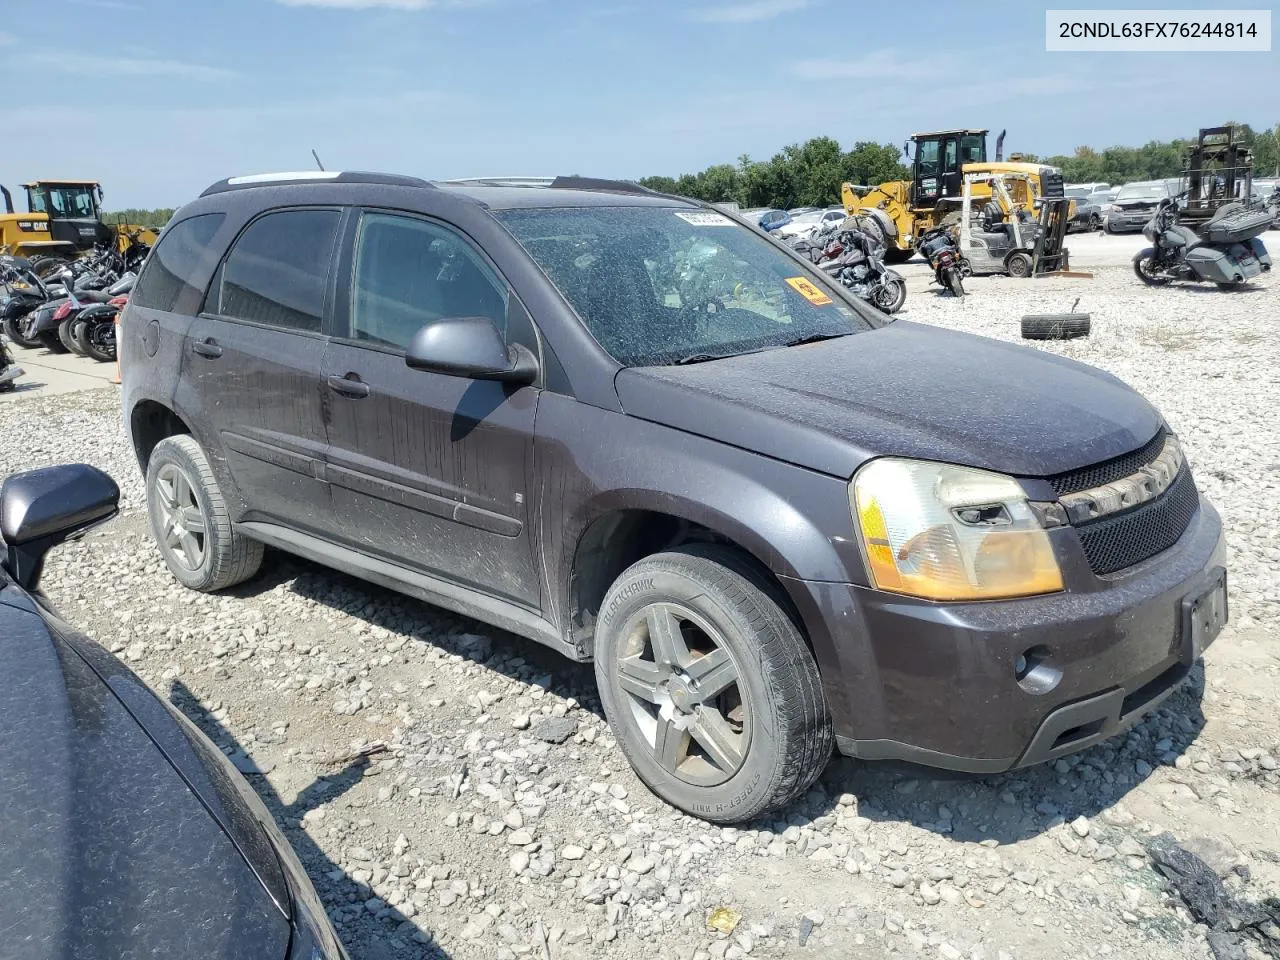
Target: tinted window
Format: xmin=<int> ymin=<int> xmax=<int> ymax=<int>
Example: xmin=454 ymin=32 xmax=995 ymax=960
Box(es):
xmin=498 ymin=205 xmax=873 ymax=367
xmin=349 ymin=213 xmax=508 ymax=350
xmin=131 ymin=213 xmax=226 ymax=312
xmin=218 ymin=209 xmax=340 ymax=333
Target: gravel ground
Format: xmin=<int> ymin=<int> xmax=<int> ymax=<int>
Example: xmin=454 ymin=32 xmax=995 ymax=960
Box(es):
xmin=2 ymin=258 xmax=1279 ymax=960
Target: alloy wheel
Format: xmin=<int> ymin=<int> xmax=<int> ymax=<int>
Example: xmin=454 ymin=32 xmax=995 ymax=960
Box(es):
xmin=154 ymin=463 xmax=207 ymax=572
xmin=615 ymin=603 xmax=750 ymax=787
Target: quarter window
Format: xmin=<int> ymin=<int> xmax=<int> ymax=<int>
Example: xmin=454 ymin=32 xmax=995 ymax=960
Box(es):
xmin=131 ymin=213 xmax=226 ymax=313
xmin=217 ymin=209 xmax=341 ymax=333
xmin=349 ymin=213 xmax=509 ymax=351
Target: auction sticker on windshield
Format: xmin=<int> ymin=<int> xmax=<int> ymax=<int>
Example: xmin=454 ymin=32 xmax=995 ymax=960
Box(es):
xmin=674 ymin=211 xmax=734 ymax=226
xmin=785 ymin=276 xmax=833 ymax=306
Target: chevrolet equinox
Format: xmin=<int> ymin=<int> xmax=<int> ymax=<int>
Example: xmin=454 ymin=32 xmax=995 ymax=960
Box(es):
xmin=121 ymin=172 xmax=1227 ymax=823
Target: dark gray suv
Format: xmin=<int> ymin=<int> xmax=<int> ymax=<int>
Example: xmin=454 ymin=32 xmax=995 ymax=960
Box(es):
xmin=121 ymin=172 xmax=1227 ymax=823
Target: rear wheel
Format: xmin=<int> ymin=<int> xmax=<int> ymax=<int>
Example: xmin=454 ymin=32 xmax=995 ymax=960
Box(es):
xmin=76 ymin=317 xmax=116 ymax=362
xmin=30 ymin=255 xmax=70 ymax=279
xmin=59 ymin=316 xmax=85 ymax=355
xmin=35 ymin=330 xmax=68 ymax=353
xmin=946 ymin=269 xmax=965 ymax=298
xmin=2 ymin=314 xmax=41 ymax=349
xmin=1133 ymin=248 xmax=1171 ymax=286
xmin=146 ymin=435 xmax=263 ymax=592
xmin=594 ymin=544 xmax=831 ymax=823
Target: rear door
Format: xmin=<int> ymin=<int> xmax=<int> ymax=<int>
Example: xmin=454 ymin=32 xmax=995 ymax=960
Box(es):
xmin=184 ymin=207 xmax=341 ymax=533
xmin=319 ymin=209 xmax=542 ymax=608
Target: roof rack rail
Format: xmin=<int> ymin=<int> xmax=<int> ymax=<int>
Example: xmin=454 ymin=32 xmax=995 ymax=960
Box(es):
xmin=549 ymin=175 xmax=656 ymax=196
xmin=442 ymin=176 xmax=557 ymax=188
xmin=199 ymin=170 xmax=434 ymax=198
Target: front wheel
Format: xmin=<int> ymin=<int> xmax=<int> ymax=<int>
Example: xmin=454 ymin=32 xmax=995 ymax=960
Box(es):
xmin=1133 ymin=248 xmax=1172 ymax=286
xmin=594 ymin=544 xmax=831 ymax=823
xmin=1005 ymin=251 xmax=1033 ymax=279
xmin=872 ymin=277 xmax=906 ymax=314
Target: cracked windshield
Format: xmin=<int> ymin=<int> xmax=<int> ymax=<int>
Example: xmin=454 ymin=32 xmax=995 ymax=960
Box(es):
xmin=497 ymin=205 xmax=873 ymax=366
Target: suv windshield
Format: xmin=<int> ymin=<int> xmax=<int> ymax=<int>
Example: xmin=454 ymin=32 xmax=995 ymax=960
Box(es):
xmin=1116 ymin=183 xmax=1167 ymax=200
xmin=497 ymin=205 xmax=874 ymax=367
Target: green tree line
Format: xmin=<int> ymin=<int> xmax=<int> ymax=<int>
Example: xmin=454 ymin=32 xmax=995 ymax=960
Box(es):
xmin=103 ymin=208 xmax=175 ymax=230
xmin=640 ymin=122 xmax=1280 ymax=210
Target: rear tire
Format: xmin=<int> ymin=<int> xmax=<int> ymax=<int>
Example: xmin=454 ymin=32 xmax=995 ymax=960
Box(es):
xmin=59 ymin=316 xmax=85 ymax=355
xmin=1021 ymin=313 xmax=1091 ymax=340
xmin=30 ymin=256 xmax=70 ymax=279
xmin=946 ymin=270 xmax=965 ymax=298
xmin=35 ymin=330 xmax=69 ymax=353
xmin=594 ymin=544 xmax=832 ymax=823
xmin=145 ymin=435 xmax=264 ymax=592
xmin=1133 ymin=248 xmax=1171 ymax=286
xmin=2 ymin=314 xmax=40 ymax=349
xmin=76 ymin=317 xmax=116 ymax=362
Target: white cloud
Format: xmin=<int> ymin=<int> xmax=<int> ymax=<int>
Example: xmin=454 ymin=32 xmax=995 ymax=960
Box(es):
xmin=21 ymin=52 xmax=238 ymax=81
xmin=690 ymin=0 xmax=808 ymax=24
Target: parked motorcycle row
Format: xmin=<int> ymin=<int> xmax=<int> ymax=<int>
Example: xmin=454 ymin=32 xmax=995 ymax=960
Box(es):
xmin=0 ymin=236 xmax=148 ymax=379
xmin=782 ymin=210 xmax=908 ymax=314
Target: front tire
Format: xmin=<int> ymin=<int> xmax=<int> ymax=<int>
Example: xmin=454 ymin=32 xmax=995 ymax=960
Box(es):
xmin=1005 ymin=251 xmax=1033 ymax=279
xmin=872 ymin=277 xmax=906 ymax=314
xmin=594 ymin=544 xmax=831 ymax=823
xmin=145 ymin=435 xmax=263 ymax=592
xmin=1133 ymin=248 xmax=1171 ymax=286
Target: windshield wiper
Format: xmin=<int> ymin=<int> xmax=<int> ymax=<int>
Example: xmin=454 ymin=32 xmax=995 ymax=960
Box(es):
xmin=779 ymin=332 xmax=851 ymax=349
xmin=673 ymin=352 xmax=738 ymax=365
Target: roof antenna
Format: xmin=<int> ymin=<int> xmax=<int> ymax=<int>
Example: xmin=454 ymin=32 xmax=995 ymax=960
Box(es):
xmin=311 ymin=149 xmax=325 ymax=172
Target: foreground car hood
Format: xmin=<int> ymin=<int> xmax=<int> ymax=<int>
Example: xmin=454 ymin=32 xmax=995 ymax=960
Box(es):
xmin=615 ymin=321 xmax=1161 ymax=478
xmin=0 ymin=593 xmax=290 ymax=960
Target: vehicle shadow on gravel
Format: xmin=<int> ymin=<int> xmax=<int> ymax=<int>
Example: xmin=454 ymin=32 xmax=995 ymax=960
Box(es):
xmin=225 ymin=550 xmax=1209 ymax=852
xmin=166 ymin=678 xmax=453 ymax=960
xmin=814 ymin=669 xmax=1208 ymax=846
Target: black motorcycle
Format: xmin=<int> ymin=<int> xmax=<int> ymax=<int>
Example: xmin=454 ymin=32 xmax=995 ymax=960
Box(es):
xmin=1 ymin=259 xmax=55 ymax=349
xmin=1134 ymin=197 xmax=1272 ymax=288
xmin=787 ymin=217 xmax=907 ymax=315
xmin=917 ymin=225 xmax=968 ymax=297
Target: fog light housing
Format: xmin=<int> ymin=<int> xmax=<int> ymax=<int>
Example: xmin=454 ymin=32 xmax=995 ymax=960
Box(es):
xmin=1015 ymin=645 xmax=1061 ymax=695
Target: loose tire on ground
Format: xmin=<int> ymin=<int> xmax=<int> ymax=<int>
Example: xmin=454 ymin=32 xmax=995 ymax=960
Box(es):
xmin=594 ymin=543 xmax=831 ymax=823
xmin=145 ymin=434 xmax=263 ymax=592
xmin=1021 ymin=312 xmax=1091 ymax=340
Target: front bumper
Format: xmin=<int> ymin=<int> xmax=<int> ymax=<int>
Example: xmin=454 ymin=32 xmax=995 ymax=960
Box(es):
xmin=783 ymin=499 xmax=1225 ymax=773
xmin=1106 ymin=212 xmax=1154 ymax=233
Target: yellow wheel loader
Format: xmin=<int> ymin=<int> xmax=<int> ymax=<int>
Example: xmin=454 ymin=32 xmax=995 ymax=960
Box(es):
xmin=0 ymin=180 xmax=158 ymax=274
xmin=841 ymin=129 xmax=1070 ymax=262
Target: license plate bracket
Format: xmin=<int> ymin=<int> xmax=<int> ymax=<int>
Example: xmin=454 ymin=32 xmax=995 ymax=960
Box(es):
xmin=1181 ymin=567 xmax=1227 ymax=661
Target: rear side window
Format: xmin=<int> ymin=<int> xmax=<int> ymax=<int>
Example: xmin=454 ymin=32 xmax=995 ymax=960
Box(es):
xmin=131 ymin=213 xmax=226 ymax=313
xmin=216 ymin=209 xmax=341 ymax=333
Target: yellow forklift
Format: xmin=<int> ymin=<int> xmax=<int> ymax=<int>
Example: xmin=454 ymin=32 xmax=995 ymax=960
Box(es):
xmin=842 ymin=129 xmax=1070 ymax=262
xmin=0 ymin=179 xmax=157 ymax=273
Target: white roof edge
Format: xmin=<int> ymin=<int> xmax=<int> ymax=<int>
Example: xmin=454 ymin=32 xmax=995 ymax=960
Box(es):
xmin=226 ymin=171 xmax=342 ymax=185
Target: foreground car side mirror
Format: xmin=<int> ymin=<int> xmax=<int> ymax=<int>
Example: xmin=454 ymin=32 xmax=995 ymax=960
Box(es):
xmin=405 ymin=316 xmax=537 ymax=385
xmin=1 ymin=464 xmax=119 ymax=590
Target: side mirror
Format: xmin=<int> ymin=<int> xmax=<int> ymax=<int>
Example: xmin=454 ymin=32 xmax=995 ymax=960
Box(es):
xmin=1 ymin=464 xmax=119 ymax=590
xmin=405 ymin=316 xmax=537 ymax=385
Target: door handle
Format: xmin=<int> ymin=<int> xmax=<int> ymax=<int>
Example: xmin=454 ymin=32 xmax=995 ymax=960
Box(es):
xmin=327 ymin=374 xmax=370 ymax=398
xmin=191 ymin=338 xmax=222 ymax=359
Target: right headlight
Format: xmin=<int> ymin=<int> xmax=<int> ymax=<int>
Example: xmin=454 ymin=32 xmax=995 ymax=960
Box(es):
xmin=851 ymin=458 xmax=1064 ymax=601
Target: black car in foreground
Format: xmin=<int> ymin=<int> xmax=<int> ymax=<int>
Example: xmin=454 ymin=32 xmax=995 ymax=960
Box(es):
xmin=0 ymin=464 xmax=347 ymax=960
xmin=123 ymin=172 xmax=1227 ymax=824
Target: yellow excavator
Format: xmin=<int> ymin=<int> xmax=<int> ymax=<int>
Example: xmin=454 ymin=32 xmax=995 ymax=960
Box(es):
xmin=0 ymin=179 xmax=158 ymax=273
xmin=842 ymin=129 xmax=1069 ymax=262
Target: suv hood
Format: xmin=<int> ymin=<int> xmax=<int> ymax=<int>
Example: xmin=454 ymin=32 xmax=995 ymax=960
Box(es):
xmin=615 ymin=321 xmax=1161 ymax=479
xmin=0 ymin=596 xmax=291 ymax=960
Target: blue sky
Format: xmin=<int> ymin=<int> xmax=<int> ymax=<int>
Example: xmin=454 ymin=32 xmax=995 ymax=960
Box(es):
xmin=1 ymin=0 xmax=1275 ymax=209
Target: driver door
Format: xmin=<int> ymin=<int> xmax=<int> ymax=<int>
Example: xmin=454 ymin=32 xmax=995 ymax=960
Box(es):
xmin=320 ymin=210 xmax=543 ymax=608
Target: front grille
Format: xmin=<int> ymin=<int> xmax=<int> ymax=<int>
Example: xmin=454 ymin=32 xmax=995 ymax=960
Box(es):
xmin=1076 ymin=467 xmax=1199 ymax=575
xmin=1047 ymin=428 xmax=1168 ymax=496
